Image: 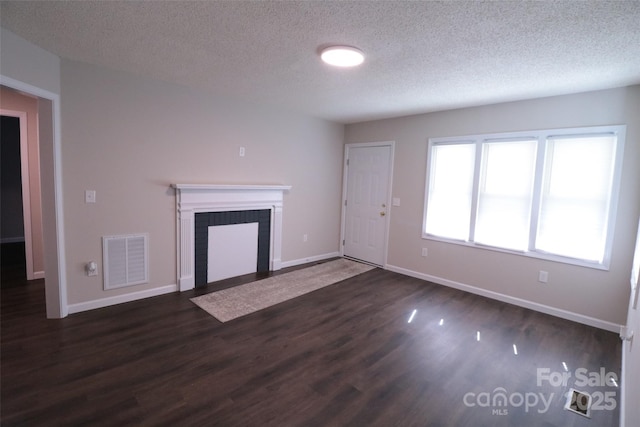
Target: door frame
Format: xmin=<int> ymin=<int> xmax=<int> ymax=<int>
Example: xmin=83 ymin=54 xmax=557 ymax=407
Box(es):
xmin=1 ymin=74 xmax=67 ymax=318
xmin=340 ymin=141 xmax=395 ymax=267
xmin=0 ymin=108 xmax=36 ymax=280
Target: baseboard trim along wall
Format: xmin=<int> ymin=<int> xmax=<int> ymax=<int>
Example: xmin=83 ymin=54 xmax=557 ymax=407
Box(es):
xmin=67 ymin=252 xmax=340 ymax=314
xmin=386 ymin=264 xmax=622 ymax=333
xmin=67 ymin=256 xmax=620 ymax=333
xmin=67 ymin=284 xmax=178 ymax=314
xmin=280 ymin=252 xmax=341 ymax=269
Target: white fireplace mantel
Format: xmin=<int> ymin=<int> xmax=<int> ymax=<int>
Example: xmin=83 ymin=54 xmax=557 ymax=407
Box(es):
xmin=172 ymin=184 xmax=292 ymax=291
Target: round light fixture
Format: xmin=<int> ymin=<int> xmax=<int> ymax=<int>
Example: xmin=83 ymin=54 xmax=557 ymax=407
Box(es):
xmin=320 ymin=46 xmax=364 ymax=67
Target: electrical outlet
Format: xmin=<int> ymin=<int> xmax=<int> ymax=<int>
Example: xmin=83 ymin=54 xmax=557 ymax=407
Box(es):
xmin=85 ymin=190 xmax=96 ymax=204
xmin=86 ymin=261 xmax=98 ymax=277
xmin=421 ymin=248 xmax=428 ymax=257
xmin=303 ymin=234 xmax=308 ymax=242
xmin=538 ymin=270 xmax=549 ymax=283
xmin=239 ymin=146 xmax=246 ymax=157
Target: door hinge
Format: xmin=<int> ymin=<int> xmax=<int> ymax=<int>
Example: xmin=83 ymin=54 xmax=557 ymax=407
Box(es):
xmin=342 ymin=239 xmax=345 ymax=246
xmin=346 ymin=159 xmax=350 ymax=166
xmin=344 ymin=199 xmax=347 ymax=206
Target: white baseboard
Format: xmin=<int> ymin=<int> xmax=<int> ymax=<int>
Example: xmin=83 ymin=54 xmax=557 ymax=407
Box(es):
xmin=69 ymin=253 xmax=337 ymax=314
xmin=0 ymin=237 xmax=25 ymax=244
xmin=280 ymin=252 xmax=341 ymax=269
xmin=33 ymin=271 xmax=45 ymax=280
xmin=67 ymin=284 xmax=177 ymax=314
xmin=386 ymin=264 xmax=622 ymax=333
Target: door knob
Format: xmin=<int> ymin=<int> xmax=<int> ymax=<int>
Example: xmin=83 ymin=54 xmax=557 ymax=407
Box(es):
xmin=380 ymin=211 xmax=386 ymax=216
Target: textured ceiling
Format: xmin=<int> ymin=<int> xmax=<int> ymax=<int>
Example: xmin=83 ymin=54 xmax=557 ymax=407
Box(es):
xmin=1 ymin=1 xmax=639 ymax=124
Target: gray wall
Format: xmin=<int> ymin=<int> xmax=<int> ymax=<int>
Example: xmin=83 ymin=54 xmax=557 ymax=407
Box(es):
xmin=60 ymin=59 xmax=345 ymax=305
xmin=346 ymin=86 xmax=640 ymax=326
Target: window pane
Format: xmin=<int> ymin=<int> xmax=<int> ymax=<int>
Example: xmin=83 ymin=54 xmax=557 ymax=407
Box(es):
xmin=475 ymin=140 xmax=537 ymax=250
xmin=425 ymin=143 xmax=475 ymax=240
xmin=536 ymin=135 xmax=616 ymax=261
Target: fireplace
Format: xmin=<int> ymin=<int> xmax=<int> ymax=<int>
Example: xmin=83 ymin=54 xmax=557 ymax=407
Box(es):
xmin=172 ymin=184 xmax=291 ymax=291
xmin=195 ymin=209 xmax=270 ymax=286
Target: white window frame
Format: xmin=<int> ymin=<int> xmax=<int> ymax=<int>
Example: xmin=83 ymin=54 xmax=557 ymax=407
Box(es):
xmin=422 ymin=125 xmax=626 ymax=270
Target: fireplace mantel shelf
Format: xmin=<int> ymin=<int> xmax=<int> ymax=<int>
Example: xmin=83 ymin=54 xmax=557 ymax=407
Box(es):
xmin=172 ymin=184 xmax=292 ymax=191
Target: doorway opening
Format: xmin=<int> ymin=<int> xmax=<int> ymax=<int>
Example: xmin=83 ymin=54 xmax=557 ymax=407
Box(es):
xmin=0 ymin=76 xmax=65 ymax=318
xmin=1 ymin=115 xmax=27 ymax=284
xmin=1 ymin=88 xmax=45 ymax=283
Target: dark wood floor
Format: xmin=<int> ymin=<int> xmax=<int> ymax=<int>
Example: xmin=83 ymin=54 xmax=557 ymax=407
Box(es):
xmin=1 ymin=247 xmax=621 ymax=426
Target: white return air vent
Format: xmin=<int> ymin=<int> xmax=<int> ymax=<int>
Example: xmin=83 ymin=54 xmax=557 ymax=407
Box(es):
xmin=103 ymin=234 xmax=148 ymax=290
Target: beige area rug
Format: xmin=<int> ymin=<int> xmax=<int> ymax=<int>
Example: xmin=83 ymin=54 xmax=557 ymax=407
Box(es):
xmin=190 ymin=258 xmax=375 ymax=322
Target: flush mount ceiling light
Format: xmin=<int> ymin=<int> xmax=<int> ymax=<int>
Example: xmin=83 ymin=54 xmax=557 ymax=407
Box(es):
xmin=320 ymin=46 xmax=365 ymax=67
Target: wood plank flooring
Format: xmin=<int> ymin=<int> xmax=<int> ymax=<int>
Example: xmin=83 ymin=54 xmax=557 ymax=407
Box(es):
xmin=1 ymin=252 xmax=621 ymax=426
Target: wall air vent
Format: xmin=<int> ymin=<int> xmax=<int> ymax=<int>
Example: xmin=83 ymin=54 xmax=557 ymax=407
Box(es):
xmin=102 ymin=234 xmax=148 ymax=290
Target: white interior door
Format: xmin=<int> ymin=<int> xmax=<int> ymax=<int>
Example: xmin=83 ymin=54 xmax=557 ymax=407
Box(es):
xmin=343 ymin=143 xmax=393 ymax=266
